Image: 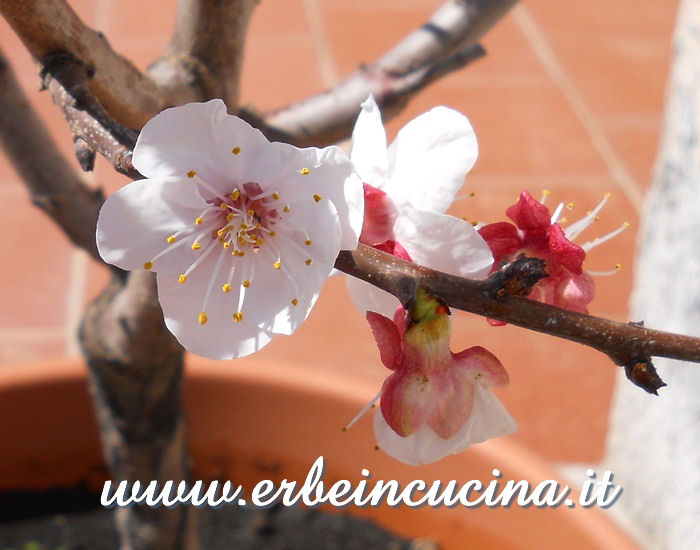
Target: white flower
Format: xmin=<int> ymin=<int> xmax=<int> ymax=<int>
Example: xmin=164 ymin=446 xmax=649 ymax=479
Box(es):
xmin=347 ymin=95 xmax=494 ymax=316
xmin=97 ymin=99 xmax=363 ymax=359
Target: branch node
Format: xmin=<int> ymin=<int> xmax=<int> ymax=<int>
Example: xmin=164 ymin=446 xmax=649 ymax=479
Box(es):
xmin=623 ymin=357 xmax=666 ymax=395
xmin=483 ymin=255 xmax=548 ymax=302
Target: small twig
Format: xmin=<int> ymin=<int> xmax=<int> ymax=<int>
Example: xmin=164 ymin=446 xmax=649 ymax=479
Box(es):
xmin=245 ymin=0 xmax=517 ymax=146
xmin=0 ymin=0 xmax=168 ymax=128
xmin=41 ymin=53 xmax=139 ymax=178
xmin=335 ymin=244 xmax=700 ymax=392
xmin=0 ymin=50 xmax=104 ymax=261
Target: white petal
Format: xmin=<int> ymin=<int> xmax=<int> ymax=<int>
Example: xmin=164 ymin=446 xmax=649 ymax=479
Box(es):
xmin=243 ymin=142 xmax=363 ymax=251
xmin=350 ymin=95 xmax=389 ymax=188
xmin=394 ymin=208 xmax=493 ymax=279
xmin=250 ymin=199 xmax=341 ymax=335
xmin=96 ymin=176 xmax=206 ymax=271
xmin=346 ymin=276 xmax=400 ymax=318
xmin=156 ymin=253 xmax=275 ymax=360
xmin=133 ymin=99 xmax=270 ymax=191
xmin=384 ymin=107 xmax=478 ymax=214
xmin=374 ymin=384 xmax=517 ymax=465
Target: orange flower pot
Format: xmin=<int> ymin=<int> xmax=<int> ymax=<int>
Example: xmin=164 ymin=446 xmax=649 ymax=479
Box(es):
xmin=0 ymin=358 xmax=638 ymax=549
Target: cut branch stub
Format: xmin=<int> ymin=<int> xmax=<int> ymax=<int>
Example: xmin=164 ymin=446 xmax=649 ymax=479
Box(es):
xmin=622 ymin=357 xmax=667 ymax=395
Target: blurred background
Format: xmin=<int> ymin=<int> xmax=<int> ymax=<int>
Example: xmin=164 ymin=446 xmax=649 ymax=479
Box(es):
xmin=0 ymin=0 xmax=676 ymax=471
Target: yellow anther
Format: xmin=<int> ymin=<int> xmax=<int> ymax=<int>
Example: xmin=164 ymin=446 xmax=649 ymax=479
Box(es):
xmin=256 ymin=238 xmax=264 ymax=246
xmin=217 ymin=229 xmax=225 ymax=237
xmin=605 ymin=192 xmax=612 ymax=198
xmin=567 ymin=202 xmax=575 ymax=210
xmin=233 ymin=312 xmax=243 ymax=323
xmin=226 ymin=213 xmax=234 ymax=221
xmin=230 ymin=190 xmax=240 ymax=200
xmin=222 ymin=283 xmax=231 ymax=292
xmin=198 ymin=312 xmax=208 ymax=325
xmin=143 ymin=261 xmax=153 ymax=270
xmin=305 ymin=239 xmax=312 ymax=246
xmin=195 ymin=217 xmax=203 ymax=225
xmin=301 ymin=168 xmax=310 ymax=175
xmin=242 ymin=279 xmax=251 ymax=288
xmin=237 ymin=237 xmax=245 ymax=244
xmin=223 ymin=242 xmax=230 ymax=249
xmin=291 ymin=298 xmax=298 ymax=306
xmin=313 ymin=194 xmax=322 ymax=203
xmin=192 ymin=242 xmax=201 ymax=250
xmin=560 ymin=217 xmax=568 ymax=224
xmin=167 ymin=235 xmax=176 ymax=244
xmin=305 ymin=258 xmax=313 ymax=266
xmin=269 ymin=231 xmax=276 ymax=237
xmin=615 ymin=263 xmax=622 ymax=271
xmin=239 ymin=223 xmax=247 ymax=230
xmin=232 ymin=146 xmax=241 ymax=155
xmin=470 ymin=220 xmax=478 ymax=227
xmin=542 ymin=189 xmax=551 ymax=196
xmin=221 ymin=203 xmax=228 ymax=210
xmin=238 ymin=251 xmax=245 ymax=257
xmin=273 ymin=261 xmax=281 ymax=270
xmin=247 ymin=209 xmax=255 ymax=217
xmin=272 ymin=192 xmax=280 ymax=200
xmin=283 ymin=206 xmax=291 ymax=213
xmin=594 ymin=216 xmax=600 ymax=221
xmin=187 ymin=170 xmax=196 ymax=178
xmin=178 ymin=274 xmax=187 ymax=283
xmin=623 ymin=222 xmax=630 ymax=228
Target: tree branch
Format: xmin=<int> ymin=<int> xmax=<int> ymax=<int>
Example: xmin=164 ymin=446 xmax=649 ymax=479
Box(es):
xmin=0 ymin=0 xmax=168 ymax=129
xmin=0 ymin=50 xmax=103 ymax=260
xmin=245 ymin=0 xmax=517 ymax=146
xmin=149 ymin=0 xmax=258 ymax=108
xmin=336 ymin=244 xmax=700 ymax=393
xmin=42 ymin=53 xmax=140 ymax=178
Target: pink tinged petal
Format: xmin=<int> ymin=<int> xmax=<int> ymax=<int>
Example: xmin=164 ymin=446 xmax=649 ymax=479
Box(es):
xmin=346 ymin=276 xmax=402 ymax=318
xmin=360 ymin=184 xmax=398 ymax=245
xmin=555 ymin=271 xmax=595 ymax=313
xmin=133 ymin=99 xmax=269 ymax=190
xmin=546 ymin=223 xmax=586 ymax=274
xmin=506 ymin=190 xmax=552 ymax=232
xmin=477 ymin=221 xmax=522 ymax=264
xmin=96 ymin=176 xmax=206 ymax=272
xmin=380 ymin=370 xmax=435 ymax=437
xmin=350 ymin=94 xmax=389 ymax=188
xmin=394 ymin=208 xmax=494 ymax=279
xmin=426 ymin=373 xmax=475 ymax=439
xmin=373 ymin=240 xmax=412 ymax=261
xmin=373 ymin=383 xmax=517 ymax=465
xmin=452 ymin=346 xmax=509 ymax=387
xmin=384 ymin=107 xmax=478 ymax=214
xmin=366 ymin=311 xmax=402 ymax=370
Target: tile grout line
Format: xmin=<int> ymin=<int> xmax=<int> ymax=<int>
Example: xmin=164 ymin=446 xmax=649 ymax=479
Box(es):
xmin=301 ymin=0 xmax=341 ymax=87
xmin=512 ymin=5 xmax=644 ymax=214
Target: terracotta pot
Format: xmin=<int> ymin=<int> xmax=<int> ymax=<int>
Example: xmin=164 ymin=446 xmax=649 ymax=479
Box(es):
xmin=0 ymin=358 xmax=638 ymax=549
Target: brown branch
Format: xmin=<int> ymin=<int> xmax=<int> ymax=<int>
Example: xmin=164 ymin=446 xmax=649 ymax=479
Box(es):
xmin=42 ymin=53 xmax=140 ymax=178
xmin=0 ymin=50 xmax=103 ymax=260
xmin=336 ymin=244 xmax=700 ymax=392
xmin=149 ymin=0 xmax=258 ymax=108
xmin=0 ymin=0 xmax=168 ymax=129
xmin=245 ymin=0 xmax=517 ymax=146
